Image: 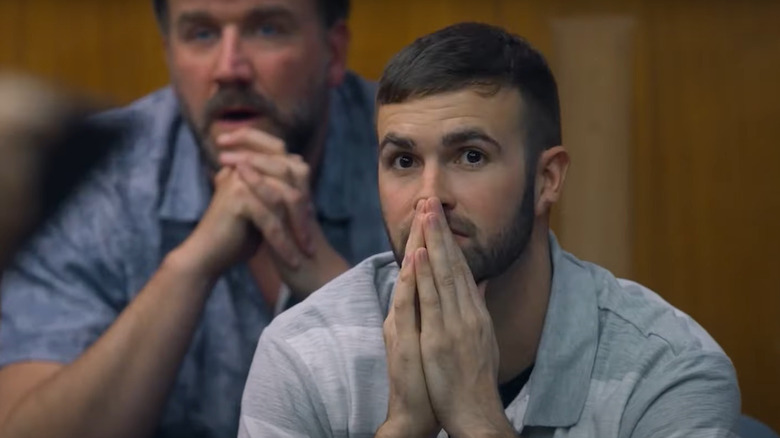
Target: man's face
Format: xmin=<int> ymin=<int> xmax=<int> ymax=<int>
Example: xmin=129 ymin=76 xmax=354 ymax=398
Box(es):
xmin=164 ymin=0 xmax=341 ymax=165
xmin=377 ymin=88 xmax=536 ymax=283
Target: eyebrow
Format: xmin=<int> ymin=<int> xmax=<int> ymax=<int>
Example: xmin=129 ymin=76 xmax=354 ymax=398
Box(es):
xmin=379 ymin=133 xmax=416 ymax=152
xmin=177 ymin=11 xmax=215 ymax=28
xmin=379 ymin=127 xmax=502 ymax=152
xmin=244 ymin=6 xmax=296 ymax=23
xmin=176 ymin=6 xmax=295 ymax=28
xmin=442 ymin=127 xmax=502 ymax=150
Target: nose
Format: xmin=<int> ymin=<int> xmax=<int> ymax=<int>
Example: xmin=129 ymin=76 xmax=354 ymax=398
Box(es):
xmin=413 ymin=163 xmax=457 ymax=214
xmin=213 ymin=27 xmax=253 ymax=86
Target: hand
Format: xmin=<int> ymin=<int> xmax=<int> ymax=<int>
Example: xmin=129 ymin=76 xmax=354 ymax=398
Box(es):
xmin=217 ymin=128 xmax=349 ymax=296
xmin=378 ymin=203 xmax=440 ymax=438
xmin=415 ymin=198 xmax=513 ymax=437
xmin=178 ymin=167 xmax=265 ymax=278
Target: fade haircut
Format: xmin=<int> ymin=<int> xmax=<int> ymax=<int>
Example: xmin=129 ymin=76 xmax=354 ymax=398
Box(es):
xmin=152 ymin=0 xmax=350 ymax=32
xmin=377 ymin=22 xmax=561 ymax=167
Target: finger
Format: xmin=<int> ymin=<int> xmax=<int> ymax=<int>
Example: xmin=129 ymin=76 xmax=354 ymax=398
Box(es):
xmin=414 ymin=247 xmax=443 ymax=333
xmin=428 ymin=197 xmax=475 ymax=313
xmin=219 ymin=152 xmax=311 ymax=194
xmin=404 ymin=200 xmax=426 ymax=260
xmin=242 ymin=198 xmax=303 ymax=268
xmin=214 ymin=166 xmax=232 ymax=185
xmin=236 ymin=165 xmax=314 ymax=256
xmin=216 ymin=128 xmax=286 ymax=155
xmin=392 ymin=254 xmax=419 ymax=338
xmin=232 ymin=168 xmax=303 ymax=267
xmin=422 ymin=208 xmax=460 ymax=318
xmin=219 ymin=152 xmax=294 ymax=184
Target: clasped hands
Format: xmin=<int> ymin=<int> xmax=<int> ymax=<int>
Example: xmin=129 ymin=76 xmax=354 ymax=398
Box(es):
xmin=183 ymin=128 xmax=348 ymax=297
xmin=379 ymin=198 xmax=515 ymax=438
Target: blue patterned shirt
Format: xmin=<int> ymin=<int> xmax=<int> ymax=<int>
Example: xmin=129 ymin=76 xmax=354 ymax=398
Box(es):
xmin=0 ymin=71 xmax=389 ymax=438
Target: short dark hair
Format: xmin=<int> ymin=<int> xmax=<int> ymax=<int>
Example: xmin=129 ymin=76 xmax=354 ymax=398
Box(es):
xmin=377 ymin=22 xmax=561 ymax=163
xmin=152 ymin=0 xmax=350 ymax=32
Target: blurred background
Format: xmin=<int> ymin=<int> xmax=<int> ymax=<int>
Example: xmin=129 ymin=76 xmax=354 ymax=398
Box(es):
xmin=1 ymin=0 xmax=778 ymax=431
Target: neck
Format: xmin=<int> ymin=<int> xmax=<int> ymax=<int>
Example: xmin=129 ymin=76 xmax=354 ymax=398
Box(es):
xmin=485 ymin=223 xmax=553 ymax=384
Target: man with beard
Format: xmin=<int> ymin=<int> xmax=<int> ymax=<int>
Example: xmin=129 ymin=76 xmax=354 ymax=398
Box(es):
xmin=238 ymin=22 xmax=740 ymax=438
xmin=0 ymin=1 xmax=387 ymax=437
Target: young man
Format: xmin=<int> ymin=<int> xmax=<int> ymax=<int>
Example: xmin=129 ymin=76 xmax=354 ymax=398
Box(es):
xmin=0 ymin=1 xmax=388 ymax=437
xmin=239 ymin=22 xmax=740 ymax=438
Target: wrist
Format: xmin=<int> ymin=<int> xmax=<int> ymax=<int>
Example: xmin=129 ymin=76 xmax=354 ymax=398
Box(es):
xmin=164 ymin=243 xmax=221 ymax=284
xmin=446 ymin=414 xmax=515 ymax=438
xmin=376 ymin=416 xmax=439 ymax=438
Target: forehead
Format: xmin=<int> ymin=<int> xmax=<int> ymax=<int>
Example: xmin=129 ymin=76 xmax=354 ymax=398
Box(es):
xmin=376 ymin=87 xmax=524 ymax=142
xmin=167 ymin=0 xmax=317 ymax=19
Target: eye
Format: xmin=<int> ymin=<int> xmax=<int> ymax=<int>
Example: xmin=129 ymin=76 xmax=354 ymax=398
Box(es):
xmin=459 ymin=149 xmax=486 ymax=167
xmin=247 ymin=21 xmax=290 ymax=39
xmin=392 ymin=154 xmax=415 ymax=169
xmin=184 ymin=26 xmax=218 ymax=43
xmin=254 ymin=23 xmax=280 ymax=36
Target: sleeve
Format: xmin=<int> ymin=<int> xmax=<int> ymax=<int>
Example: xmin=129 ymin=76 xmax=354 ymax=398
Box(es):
xmin=0 ymin=176 xmax=128 ymax=367
xmin=620 ymin=351 xmax=741 ymax=438
xmin=238 ymin=325 xmax=333 ymax=438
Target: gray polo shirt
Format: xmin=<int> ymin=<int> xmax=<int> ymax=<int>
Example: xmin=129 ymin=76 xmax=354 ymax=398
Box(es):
xmin=0 ymin=71 xmax=389 ymax=438
xmin=239 ymin=235 xmax=740 ymax=438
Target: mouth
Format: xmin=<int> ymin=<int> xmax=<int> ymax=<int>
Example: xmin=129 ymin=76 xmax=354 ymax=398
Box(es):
xmin=214 ymin=107 xmax=262 ymax=123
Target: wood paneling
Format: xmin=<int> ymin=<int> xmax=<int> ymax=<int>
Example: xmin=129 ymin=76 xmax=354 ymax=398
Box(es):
xmin=634 ymin=1 xmax=780 ymax=426
xmin=1 ymin=0 xmax=778 ymax=431
xmin=552 ymin=17 xmax=635 ymax=278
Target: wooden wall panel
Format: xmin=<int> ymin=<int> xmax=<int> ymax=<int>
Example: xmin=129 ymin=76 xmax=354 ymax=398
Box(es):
xmin=0 ymin=0 xmax=23 ymax=66
xmin=552 ymin=17 xmax=635 ymax=278
xmin=10 ymin=0 xmax=166 ymax=104
xmin=350 ymin=0 xmax=500 ymax=79
xmin=635 ymin=0 xmax=780 ymax=427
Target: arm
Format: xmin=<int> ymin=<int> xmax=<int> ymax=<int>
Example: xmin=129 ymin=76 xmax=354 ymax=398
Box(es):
xmin=620 ymin=351 xmax=741 ymax=438
xmin=0 ymin=166 xmax=280 ymax=438
xmin=0 ymin=248 xmax=216 ymax=438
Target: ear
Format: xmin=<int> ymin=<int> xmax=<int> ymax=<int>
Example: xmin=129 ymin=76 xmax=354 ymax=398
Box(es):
xmin=534 ymin=146 xmax=570 ymax=216
xmin=325 ymin=20 xmax=350 ymax=88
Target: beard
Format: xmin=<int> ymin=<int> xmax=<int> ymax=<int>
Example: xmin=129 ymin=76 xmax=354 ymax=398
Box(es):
xmin=177 ymin=80 xmax=328 ymax=170
xmin=388 ymin=180 xmax=536 ymax=284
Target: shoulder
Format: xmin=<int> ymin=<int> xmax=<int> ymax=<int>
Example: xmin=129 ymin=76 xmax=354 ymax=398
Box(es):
xmin=583 ymin=266 xmax=739 ymax=433
xmin=333 ymin=70 xmax=377 ymax=112
xmin=596 ymin=274 xmax=727 ymax=358
xmin=12 ymin=88 xmax=181 ymax=270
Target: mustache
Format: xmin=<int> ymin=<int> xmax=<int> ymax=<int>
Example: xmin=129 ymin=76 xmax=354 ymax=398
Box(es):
xmin=202 ymin=87 xmax=281 ymax=127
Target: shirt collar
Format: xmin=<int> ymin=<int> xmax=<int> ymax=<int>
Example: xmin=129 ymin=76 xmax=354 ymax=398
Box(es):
xmin=520 ymin=233 xmax=600 ymax=427
xmin=158 ymin=114 xmax=212 ymax=223
xmin=313 ymin=71 xmax=377 ymax=223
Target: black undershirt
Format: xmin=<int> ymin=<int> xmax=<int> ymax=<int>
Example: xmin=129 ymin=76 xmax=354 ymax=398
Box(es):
xmin=498 ymin=364 xmax=534 ymax=408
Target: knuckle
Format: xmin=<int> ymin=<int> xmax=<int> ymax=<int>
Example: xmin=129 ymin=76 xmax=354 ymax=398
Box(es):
xmin=463 ymin=314 xmax=480 ymax=331
xmin=418 ymin=291 xmax=438 ymax=308
xmin=392 ymin=299 xmax=407 ymax=314
xmin=422 ymin=334 xmax=447 ymax=355
xmin=439 ymin=273 xmax=456 ymax=290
